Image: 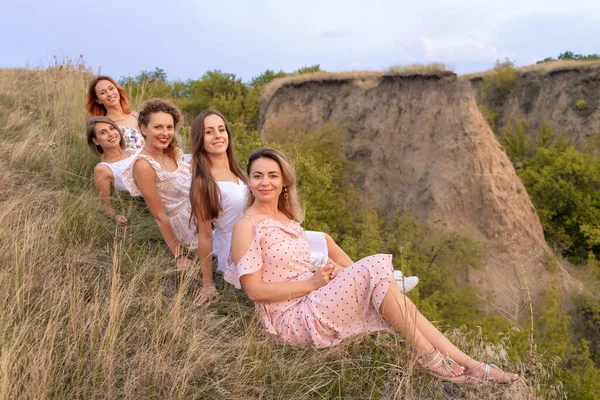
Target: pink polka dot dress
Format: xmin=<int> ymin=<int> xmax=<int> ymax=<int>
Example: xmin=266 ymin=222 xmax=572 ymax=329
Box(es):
xmin=225 ymin=218 xmax=394 ymax=348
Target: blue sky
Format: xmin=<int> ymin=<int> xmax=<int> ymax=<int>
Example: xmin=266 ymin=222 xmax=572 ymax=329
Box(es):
xmin=2 ymin=0 xmax=599 ymax=82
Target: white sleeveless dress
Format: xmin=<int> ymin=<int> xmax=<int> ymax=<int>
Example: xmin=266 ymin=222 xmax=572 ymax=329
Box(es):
xmin=213 ymin=179 xmax=247 ymax=273
xmin=97 ymin=152 xmax=137 ymax=192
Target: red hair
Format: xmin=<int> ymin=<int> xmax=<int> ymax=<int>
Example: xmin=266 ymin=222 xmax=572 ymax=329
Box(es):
xmin=86 ymin=75 xmax=132 ymax=117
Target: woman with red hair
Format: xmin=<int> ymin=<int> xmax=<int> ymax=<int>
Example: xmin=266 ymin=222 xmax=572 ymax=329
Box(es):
xmin=86 ymin=75 xmax=145 ymax=150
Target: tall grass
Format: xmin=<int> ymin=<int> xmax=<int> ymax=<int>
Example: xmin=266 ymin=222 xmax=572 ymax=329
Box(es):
xmin=0 ymin=65 xmax=557 ymax=398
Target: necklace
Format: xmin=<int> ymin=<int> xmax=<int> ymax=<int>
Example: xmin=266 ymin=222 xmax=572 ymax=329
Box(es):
xmin=112 ymin=113 xmax=128 ymax=123
xmin=144 ymin=150 xmax=168 ymax=167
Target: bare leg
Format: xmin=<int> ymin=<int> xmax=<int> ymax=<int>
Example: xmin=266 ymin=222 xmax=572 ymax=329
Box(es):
xmin=379 ymin=283 xmax=463 ymax=377
xmin=381 ymin=283 xmax=518 ymax=382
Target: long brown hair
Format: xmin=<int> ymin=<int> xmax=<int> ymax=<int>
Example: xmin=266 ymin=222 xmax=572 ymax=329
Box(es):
xmin=86 ymin=116 xmax=126 ymax=156
xmin=189 ymin=110 xmax=246 ymax=223
xmin=246 ymin=148 xmax=303 ymax=222
xmin=137 ymin=99 xmax=183 ymax=160
xmin=86 ymin=75 xmax=132 ymax=117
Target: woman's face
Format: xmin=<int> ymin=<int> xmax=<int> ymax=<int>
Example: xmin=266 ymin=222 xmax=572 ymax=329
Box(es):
xmin=140 ymin=112 xmax=175 ymax=150
xmin=249 ymin=157 xmax=284 ymax=203
xmin=92 ymin=122 xmax=121 ymax=150
xmin=202 ymin=114 xmax=229 ymax=156
xmin=94 ymin=80 xmax=120 ymax=108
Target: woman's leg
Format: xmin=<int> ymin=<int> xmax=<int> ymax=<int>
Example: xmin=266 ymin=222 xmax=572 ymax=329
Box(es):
xmin=381 ymin=283 xmax=518 ymax=382
xmin=379 ymin=284 xmax=464 ymax=376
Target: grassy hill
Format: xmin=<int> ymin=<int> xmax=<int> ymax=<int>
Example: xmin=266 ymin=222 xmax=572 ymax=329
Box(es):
xmin=0 ymin=65 xmax=557 ymax=398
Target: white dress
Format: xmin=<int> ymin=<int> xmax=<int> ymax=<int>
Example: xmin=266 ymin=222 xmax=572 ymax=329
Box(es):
xmin=213 ymin=179 xmax=248 ymax=273
xmin=122 ymin=150 xmax=196 ymax=247
xmin=97 ymin=151 xmax=138 ymax=192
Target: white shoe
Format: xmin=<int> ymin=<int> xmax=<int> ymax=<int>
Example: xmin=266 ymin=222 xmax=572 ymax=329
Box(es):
xmin=393 ymin=270 xmax=419 ymax=294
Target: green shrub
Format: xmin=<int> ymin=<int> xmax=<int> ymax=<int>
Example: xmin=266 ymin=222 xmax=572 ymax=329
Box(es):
xmin=576 ymin=99 xmax=586 ymax=111
xmin=481 ymin=59 xmax=519 ymax=103
xmin=477 ymin=102 xmax=499 ymax=130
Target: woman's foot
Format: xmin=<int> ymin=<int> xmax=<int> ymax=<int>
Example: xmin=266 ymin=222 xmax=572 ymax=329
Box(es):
xmin=463 ymin=363 xmax=519 ymax=383
xmin=418 ymin=349 xmax=466 ymax=382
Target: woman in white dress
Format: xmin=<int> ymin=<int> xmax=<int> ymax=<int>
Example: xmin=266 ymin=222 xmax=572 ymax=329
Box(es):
xmin=86 ymin=75 xmax=145 ymax=150
xmin=87 ymin=116 xmax=137 ymax=226
xmin=189 ymin=110 xmax=248 ymax=303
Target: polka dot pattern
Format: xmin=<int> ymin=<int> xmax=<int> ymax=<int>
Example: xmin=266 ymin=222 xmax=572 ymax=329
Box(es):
xmin=226 ymin=219 xmax=394 ymax=348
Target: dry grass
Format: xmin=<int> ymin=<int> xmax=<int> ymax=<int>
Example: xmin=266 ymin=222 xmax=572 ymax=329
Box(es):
xmin=0 ymin=65 xmax=557 ymax=399
xmin=460 ymin=59 xmax=600 ymax=81
xmin=261 ymin=63 xmax=453 ymax=107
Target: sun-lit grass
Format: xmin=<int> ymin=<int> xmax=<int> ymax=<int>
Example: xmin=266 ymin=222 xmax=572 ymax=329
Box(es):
xmin=0 ymin=64 xmax=557 ymax=398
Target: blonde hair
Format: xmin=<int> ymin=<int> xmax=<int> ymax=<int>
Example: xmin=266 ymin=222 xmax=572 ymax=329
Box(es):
xmin=245 ymin=148 xmax=303 ymax=222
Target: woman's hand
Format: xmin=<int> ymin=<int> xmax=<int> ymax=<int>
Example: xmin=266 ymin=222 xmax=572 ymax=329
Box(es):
xmin=114 ymin=214 xmax=128 ymax=226
xmin=194 ymin=284 xmax=219 ymax=305
xmin=310 ymin=263 xmax=336 ymax=290
xmin=176 ymin=256 xmax=195 ymax=270
xmin=326 ymin=259 xmax=345 ymax=279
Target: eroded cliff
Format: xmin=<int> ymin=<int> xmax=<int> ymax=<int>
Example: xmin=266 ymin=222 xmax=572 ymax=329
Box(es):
xmin=259 ymin=70 xmax=580 ymax=310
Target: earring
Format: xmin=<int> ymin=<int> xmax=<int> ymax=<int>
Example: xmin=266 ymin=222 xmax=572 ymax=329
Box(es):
xmin=283 ymin=187 xmax=289 ymax=200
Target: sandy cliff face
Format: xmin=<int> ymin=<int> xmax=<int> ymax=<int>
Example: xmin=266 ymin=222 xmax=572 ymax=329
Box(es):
xmin=471 ymin=66 xmax=600 ymax=147
xmin=260 ymin=72 xmax=579 ymax=310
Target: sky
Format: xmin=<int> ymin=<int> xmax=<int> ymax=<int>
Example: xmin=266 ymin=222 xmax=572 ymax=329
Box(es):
xmin=2 ymin=0 xmax=600 ymax=83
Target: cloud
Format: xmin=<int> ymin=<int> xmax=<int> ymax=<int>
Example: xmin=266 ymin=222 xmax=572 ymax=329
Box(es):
xmin=420 ymin=36 xmax=531 ymax=65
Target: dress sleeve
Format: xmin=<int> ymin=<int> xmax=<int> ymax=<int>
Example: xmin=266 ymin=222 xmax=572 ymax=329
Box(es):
xmin=224 ymin=224 xmax=263 ymax=289
xmin=121 ymin=154 xmax=161 ymax=197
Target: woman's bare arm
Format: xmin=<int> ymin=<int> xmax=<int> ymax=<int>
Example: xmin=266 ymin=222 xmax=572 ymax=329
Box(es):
xmin=133 ymin=159 xmax=182 ymax=258
xmin=93 ymin=164 xmax=127 ymax=225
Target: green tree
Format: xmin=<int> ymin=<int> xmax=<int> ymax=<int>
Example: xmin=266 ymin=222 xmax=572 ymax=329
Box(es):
xmin=518 ymin=146 xmax=600 ymax=258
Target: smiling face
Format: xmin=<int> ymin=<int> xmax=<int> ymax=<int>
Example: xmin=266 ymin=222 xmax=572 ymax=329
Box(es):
xmin=92 ymin=121 xmax=122 ymax=151
xmin=140 ymin=111 xmax=175 ymax=150
xmin=94 ymin=79 xmax=120 ymax=108
xmin=249 ymin=157 xmax=285 ymax=203
xmin=202 ymin=114 xmax=229 ymax=156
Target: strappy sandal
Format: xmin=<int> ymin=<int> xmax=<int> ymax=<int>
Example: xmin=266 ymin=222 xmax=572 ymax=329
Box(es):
xmin=418 ymin=349 xmax=466 ymax=383
xmin=463 ymin=362 xmax=519 ymax=383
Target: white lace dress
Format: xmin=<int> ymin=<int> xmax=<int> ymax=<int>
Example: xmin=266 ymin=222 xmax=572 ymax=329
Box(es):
xmin=122 ymin=151 xmax=196 ymax=247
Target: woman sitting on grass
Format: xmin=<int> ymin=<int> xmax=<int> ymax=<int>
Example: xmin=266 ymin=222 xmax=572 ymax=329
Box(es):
xmin=87 ymin=75 xmax=145 ymax=150
xmin=87 ymin=116 xmax=137 ymax=226
xmin=189 ymin=110 xmax=419 ymax=304
xmin=227 ymin=147 xmax=519 ymax=383
xmin=122 ymin=99 xmax=195 ymax=270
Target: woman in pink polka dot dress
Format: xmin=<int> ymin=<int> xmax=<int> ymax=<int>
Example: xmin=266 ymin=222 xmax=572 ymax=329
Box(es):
xmin=227 ymin=148 xmax=519 ymax=384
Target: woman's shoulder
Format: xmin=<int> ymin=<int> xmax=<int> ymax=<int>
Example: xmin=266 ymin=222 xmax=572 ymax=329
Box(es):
xmin=130 ymin=154 xmax=159 ymax=175
xmin=233 ymin=215 xmax=257 ymax=232
xmin=93 ymin=162 xmax=112 ymax=177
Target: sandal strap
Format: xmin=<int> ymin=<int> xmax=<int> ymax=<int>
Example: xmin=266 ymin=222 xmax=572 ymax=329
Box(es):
xmin=420 ymin=349 xmax=459 ymax=374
